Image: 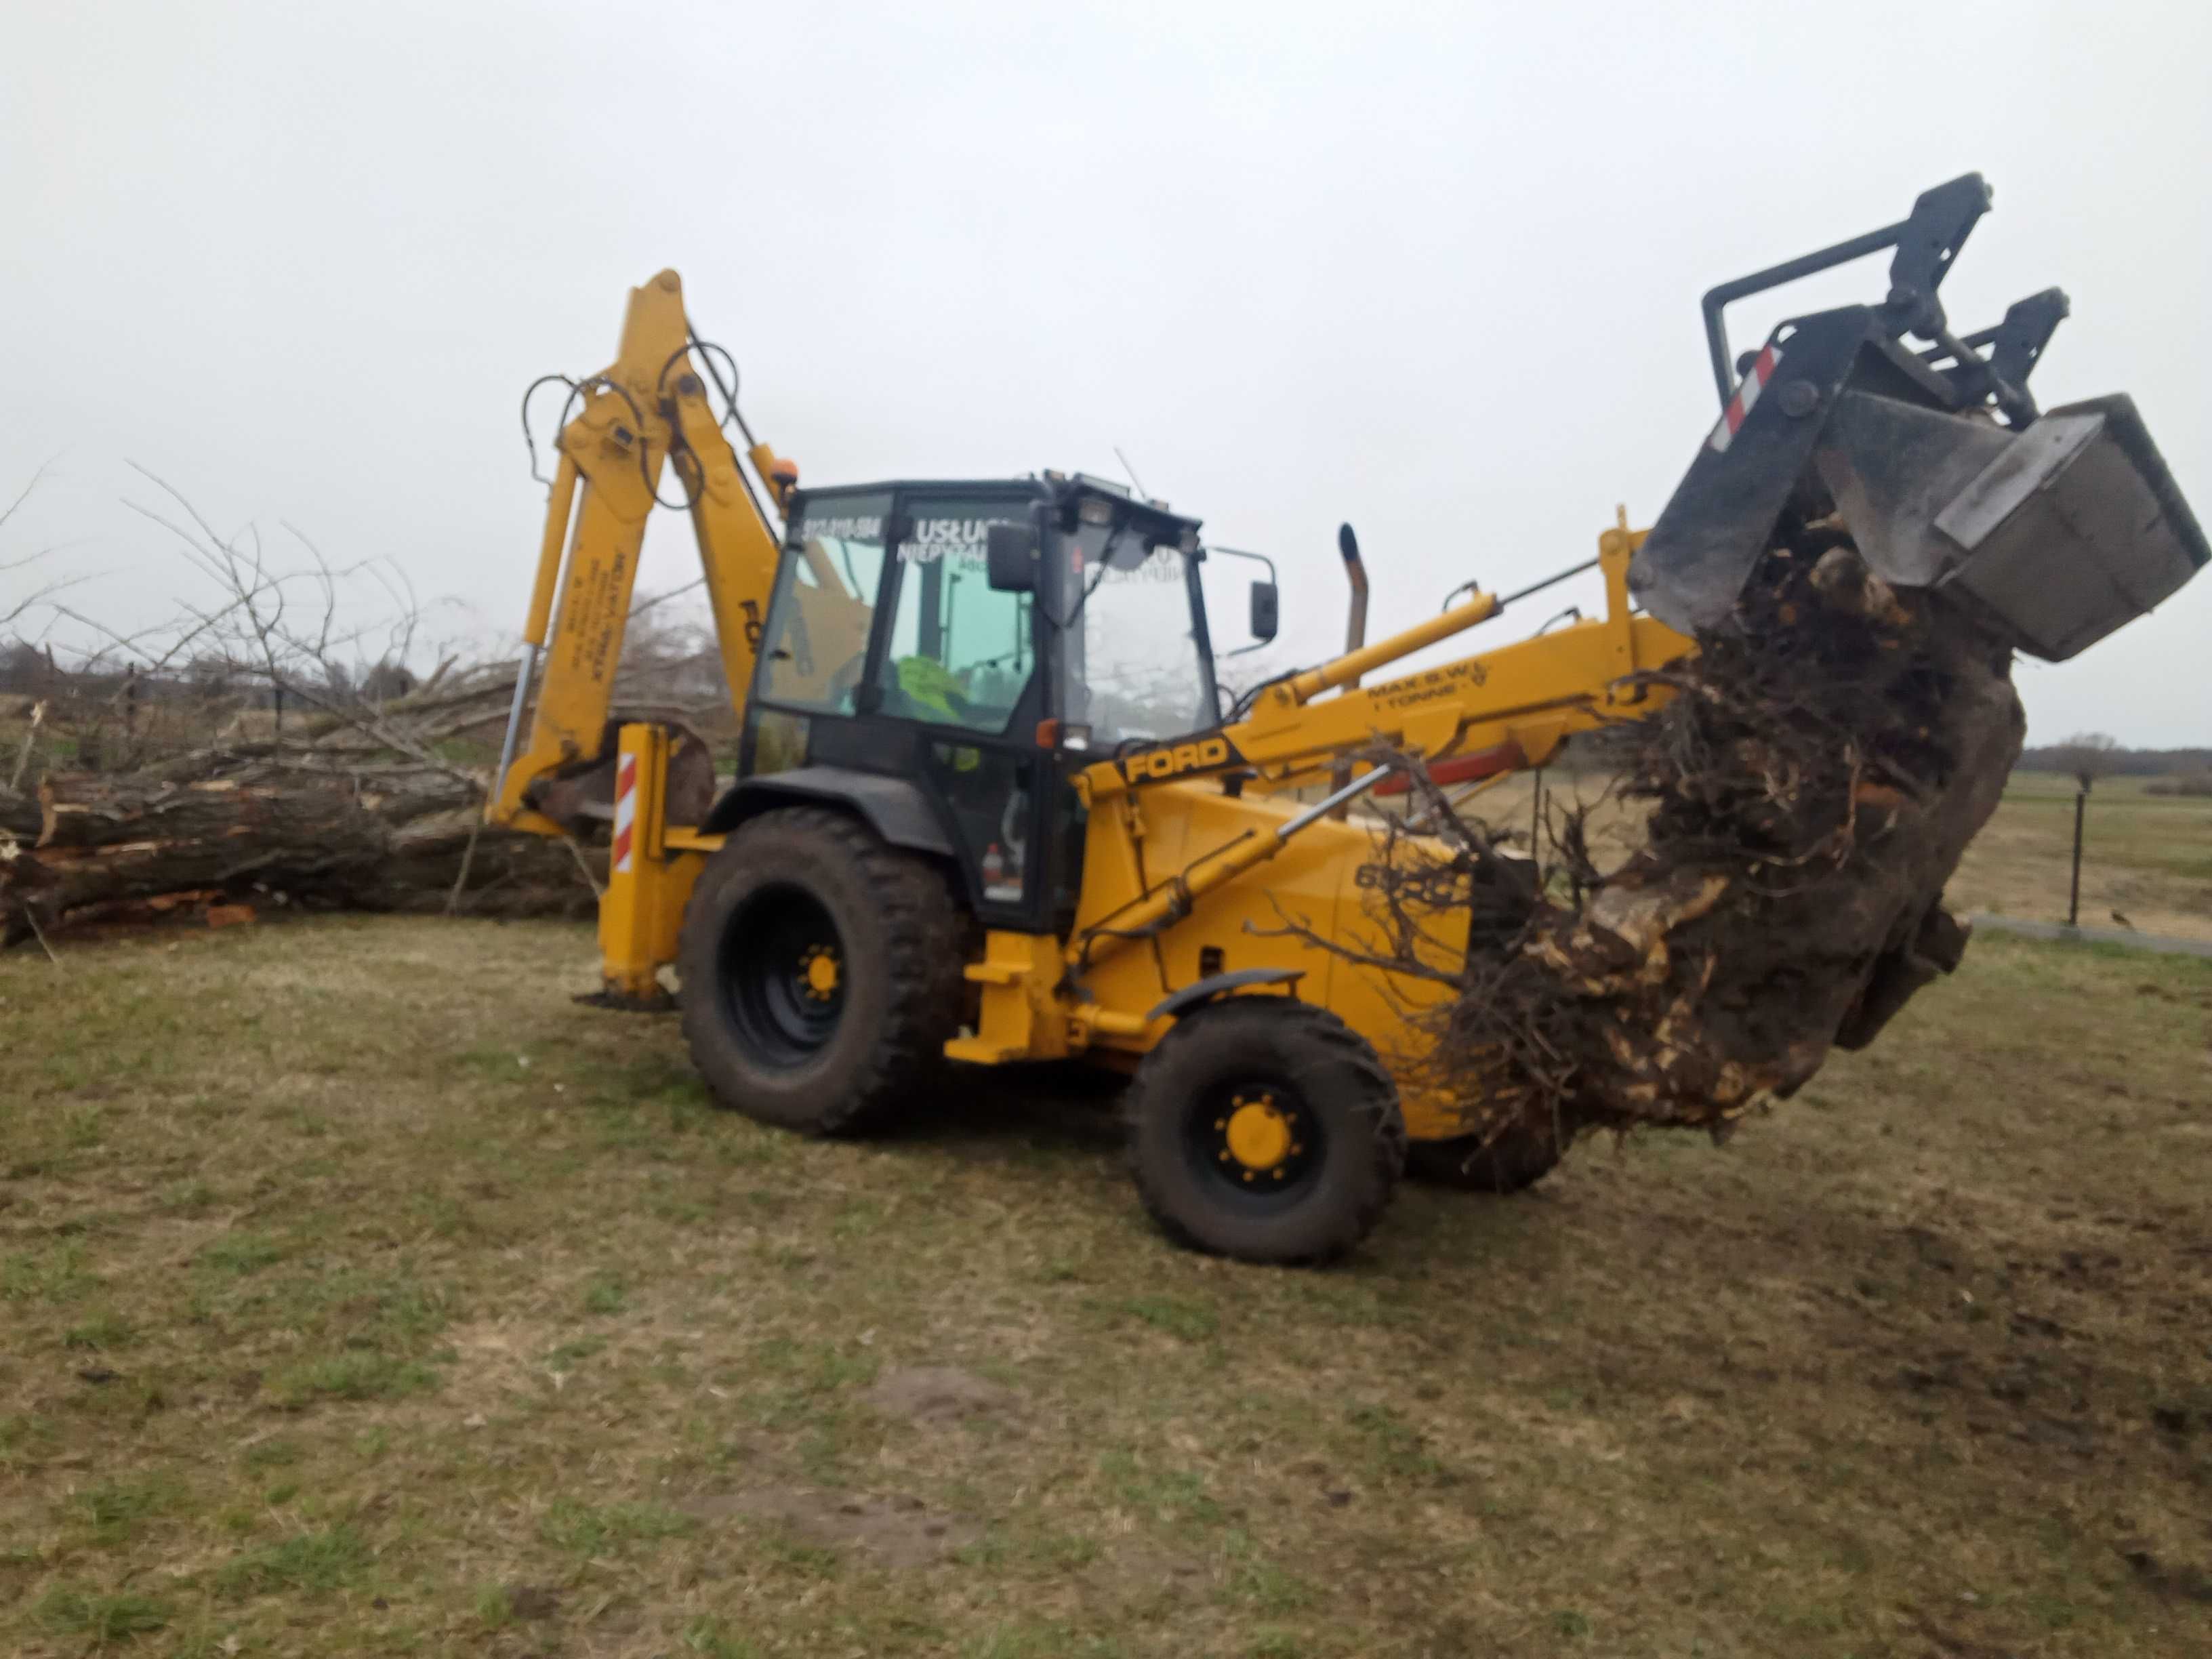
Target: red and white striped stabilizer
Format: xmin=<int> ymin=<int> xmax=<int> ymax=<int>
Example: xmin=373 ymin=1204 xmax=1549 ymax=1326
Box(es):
xmin=611 ymin=752 xmax=638 ymax=875
xmin=1707 ymin=344 xmax=1782 ymax=453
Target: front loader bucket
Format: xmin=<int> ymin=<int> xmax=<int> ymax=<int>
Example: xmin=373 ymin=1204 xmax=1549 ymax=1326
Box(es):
xmin=1632 ymin=175 xmax=2207 ymax=659
xmin=1810 ymin=390 xmax=2207 ymax=661
xmin=1631 ymin=308 xmax=2207 ymax=661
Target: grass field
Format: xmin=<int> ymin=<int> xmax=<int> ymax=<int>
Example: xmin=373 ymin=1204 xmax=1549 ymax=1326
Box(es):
xmin=3 ymin=916 xmax=2209 ymax=1657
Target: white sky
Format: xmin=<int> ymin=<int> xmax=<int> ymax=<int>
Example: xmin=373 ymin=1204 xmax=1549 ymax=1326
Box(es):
xmin=4 ymin=0 xmax=2207 ymax=744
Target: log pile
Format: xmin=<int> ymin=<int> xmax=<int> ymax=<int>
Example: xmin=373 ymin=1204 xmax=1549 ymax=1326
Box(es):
xmin=0 ymin=677 xmax=602 ymax=946
xmin=0 ymin=473 xmax=743 ymax=947
xmin=1371 ymin=529 xmax=2025 ymax=1152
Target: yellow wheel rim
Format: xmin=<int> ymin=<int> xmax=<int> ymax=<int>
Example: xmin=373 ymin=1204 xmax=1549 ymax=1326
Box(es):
xmin=1223 ymin=1097 xmax=1294 ymax=1172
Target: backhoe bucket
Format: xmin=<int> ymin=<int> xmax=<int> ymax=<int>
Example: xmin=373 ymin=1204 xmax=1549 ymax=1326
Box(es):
xmin=1631 ymin=310 xmax=2207 ymax=660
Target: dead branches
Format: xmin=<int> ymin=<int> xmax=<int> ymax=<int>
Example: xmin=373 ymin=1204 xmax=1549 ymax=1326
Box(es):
xmin=0 ymin=473 xmax=726 ymax=943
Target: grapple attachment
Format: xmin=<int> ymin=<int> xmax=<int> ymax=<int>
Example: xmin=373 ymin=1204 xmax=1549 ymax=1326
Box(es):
xmin=1631 ymin=175 xmax=2207 ymax=660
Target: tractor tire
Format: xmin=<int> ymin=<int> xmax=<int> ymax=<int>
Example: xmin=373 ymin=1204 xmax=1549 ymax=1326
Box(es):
xmin=1127 ymin=999 xmax=1406 ymax=1265
xmin=678 ymin=806 xmax=964 ymax=1136
xmin=1406 ymin=1122 xmax=1565 ymax=1194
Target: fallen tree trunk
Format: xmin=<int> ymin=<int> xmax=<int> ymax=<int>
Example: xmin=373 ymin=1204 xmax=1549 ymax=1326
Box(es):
xmin=36 ymin=774 xmax=394 ymax=854
xmin=1 ymin=768 xmax=598 ymax=945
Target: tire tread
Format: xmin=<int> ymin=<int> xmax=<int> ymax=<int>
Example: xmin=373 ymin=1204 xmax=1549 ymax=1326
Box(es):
xmin=1128 ymin=999 xmax=1406 ymax=1264
xmin=678 ymin=806 xmax=964 ymax=1134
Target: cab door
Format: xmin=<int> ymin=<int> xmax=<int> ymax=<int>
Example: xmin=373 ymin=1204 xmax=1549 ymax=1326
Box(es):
xmin=868 ymin=487 xmax=1058 ymax=926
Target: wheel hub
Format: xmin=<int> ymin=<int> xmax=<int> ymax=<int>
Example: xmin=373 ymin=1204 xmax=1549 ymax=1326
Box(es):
xmin=1220 ymin=1092 xmax=1298 ymax=1176
xmin=800 ymin=945 xmax=842 ymax=1002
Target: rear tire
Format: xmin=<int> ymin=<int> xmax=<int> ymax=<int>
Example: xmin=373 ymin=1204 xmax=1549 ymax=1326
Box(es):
xmin=678 ymin=807 xmax=964 ymax=1135
xmin=1127 ymin=1000 xmax=1406 ymax=1265
xmin=1406 ymin=1122 xmax=1565 ymax=1193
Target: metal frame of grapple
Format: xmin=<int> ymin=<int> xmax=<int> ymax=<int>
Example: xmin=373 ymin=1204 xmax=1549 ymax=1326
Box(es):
xmin=1698 ymin=173 xmax=2066 ymax=426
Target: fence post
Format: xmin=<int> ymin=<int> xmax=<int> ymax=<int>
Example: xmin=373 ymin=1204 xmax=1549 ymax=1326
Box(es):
xmin=2067 ymin=790 xmax=2085 ymax=927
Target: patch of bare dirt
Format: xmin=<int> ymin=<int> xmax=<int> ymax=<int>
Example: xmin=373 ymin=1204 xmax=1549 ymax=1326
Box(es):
xmin=679 ymin=1487 xmax=981 ymax=1568
xmin=863 ymin=1364 xmax=1017 ymax=1428
xmin=504 ymin=1583 xmax=561 ymax=1620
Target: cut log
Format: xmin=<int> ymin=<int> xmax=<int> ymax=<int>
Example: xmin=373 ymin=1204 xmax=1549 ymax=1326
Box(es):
xmin=37 ymin=775 xmax=392 ymax=854
xmin=2 ymin=769 xmax=598 ymax=945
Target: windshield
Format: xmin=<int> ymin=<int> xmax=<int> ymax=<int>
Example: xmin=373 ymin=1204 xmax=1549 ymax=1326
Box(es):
xmin=1063 ymin=518 xmax=1214 ymax=746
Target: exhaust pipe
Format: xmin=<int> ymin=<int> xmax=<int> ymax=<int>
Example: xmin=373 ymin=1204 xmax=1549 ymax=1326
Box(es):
xmin=1328 ymin=523 xmax=1372 ymax=817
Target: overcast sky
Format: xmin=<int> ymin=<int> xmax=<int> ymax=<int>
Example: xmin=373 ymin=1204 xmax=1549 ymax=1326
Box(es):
xmin=4 ymin=1 xmax=2207 ymax=744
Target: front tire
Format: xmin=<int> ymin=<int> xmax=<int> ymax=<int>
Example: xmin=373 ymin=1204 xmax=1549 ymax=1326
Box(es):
xmin=678 ymin=807 xmax=964 ymax=1135
xmin=1127 ymin=1000 xmax=1406 ymax=1265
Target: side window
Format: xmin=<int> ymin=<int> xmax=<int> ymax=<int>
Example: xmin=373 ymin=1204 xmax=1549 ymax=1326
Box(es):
xmin=758 ymin=493 xmax=890 ymax=714
xmin=876 ymin=501 xmax=1036 ymax=733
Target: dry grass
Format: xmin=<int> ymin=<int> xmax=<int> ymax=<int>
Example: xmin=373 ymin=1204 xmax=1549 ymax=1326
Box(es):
xmin=3 ymin=915 xmax=2210 ymax=1657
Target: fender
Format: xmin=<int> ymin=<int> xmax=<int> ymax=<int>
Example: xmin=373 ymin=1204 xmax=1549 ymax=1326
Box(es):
xmin=1148 ymin=967 xmax=1305 ymax=1023
xmin=701 ymin=766 xmax=956 ymax=859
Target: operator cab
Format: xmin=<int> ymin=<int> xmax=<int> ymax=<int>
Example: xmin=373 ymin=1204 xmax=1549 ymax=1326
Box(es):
xmin=743 ymin=474 xmax=1275 ymax=929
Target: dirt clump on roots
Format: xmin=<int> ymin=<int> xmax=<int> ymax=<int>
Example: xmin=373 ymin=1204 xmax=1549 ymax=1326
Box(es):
xmin=1373 ymin=526 xmax=2026 ymax=1151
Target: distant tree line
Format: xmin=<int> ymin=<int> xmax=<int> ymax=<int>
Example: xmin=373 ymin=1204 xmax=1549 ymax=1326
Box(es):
xmin=0 ymin=640 xmax=420 ymax=706
xmin=2016 ymin=741 xmax=2211 ymax=778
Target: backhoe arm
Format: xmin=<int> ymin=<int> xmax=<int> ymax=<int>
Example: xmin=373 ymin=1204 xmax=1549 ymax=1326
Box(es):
xmin=491 ymin=270 xmax=796 ymax=835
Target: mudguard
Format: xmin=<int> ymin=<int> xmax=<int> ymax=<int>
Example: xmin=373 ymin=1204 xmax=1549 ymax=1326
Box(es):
xmin=701 ymin=766 xmax=956 ymax=859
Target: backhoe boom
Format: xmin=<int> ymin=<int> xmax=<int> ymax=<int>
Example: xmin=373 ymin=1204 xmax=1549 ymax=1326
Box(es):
xmin=491 ymin=270 xmax=797 ymax=837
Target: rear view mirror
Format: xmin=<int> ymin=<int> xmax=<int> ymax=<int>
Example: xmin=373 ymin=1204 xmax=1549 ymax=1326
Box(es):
xmin=987 ymin=522 xmax=1039 ymax=592
xmin=1249 ymin=581 xmax=1279 ymax=642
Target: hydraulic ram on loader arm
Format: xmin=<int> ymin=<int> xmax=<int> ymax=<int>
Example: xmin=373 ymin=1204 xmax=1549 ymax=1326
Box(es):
xmin=1086 ymin=532 xmax=1686 ymax=961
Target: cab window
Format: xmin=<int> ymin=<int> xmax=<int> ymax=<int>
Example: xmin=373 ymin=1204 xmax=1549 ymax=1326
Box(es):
xmin=876 ymin=500 xmax=1036 ymax=733
xmin=758 ymin=492 xmax=890 ymax=714
xmin=1065 ymin=529 xmax=1213 ymax=745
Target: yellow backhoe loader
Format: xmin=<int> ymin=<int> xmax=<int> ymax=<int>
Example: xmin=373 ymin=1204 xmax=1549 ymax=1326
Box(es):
xmin=491 ymin=176 xmax=2204 ymax=1263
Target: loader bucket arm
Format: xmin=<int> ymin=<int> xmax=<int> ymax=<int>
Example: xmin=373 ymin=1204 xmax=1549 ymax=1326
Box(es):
xmin=1631 ymin=176 xmax=2209 ymax=660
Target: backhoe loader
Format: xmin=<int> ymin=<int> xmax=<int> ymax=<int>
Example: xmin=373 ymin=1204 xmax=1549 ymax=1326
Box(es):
xmin=491 ymin=175 xmax=2205 ymax=1263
